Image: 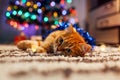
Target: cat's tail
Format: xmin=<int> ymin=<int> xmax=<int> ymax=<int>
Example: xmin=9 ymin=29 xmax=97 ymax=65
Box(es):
xmin=17 ymin=40 xmax=41 ymax=51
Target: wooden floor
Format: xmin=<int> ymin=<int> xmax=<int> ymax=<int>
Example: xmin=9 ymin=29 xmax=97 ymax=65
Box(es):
xmin=0 ymin=45 xmax=120 ymax=80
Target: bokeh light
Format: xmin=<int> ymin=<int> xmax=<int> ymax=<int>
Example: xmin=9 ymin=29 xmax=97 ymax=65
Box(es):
xmin=53 ymin=12 xmax=58 ymax=17
xmin=33 ymin=4 xmax=38 ymax=9
xmin=12 ymin=10 xmax=17 ymax=15
xmin=37 ymin=9 xmax=42 ymax=14
xmin=29 ymin=8 xmax=33 ymax=12
xmin=50 ymin=1 xmax=56 ymax=7
xmin=18 ymin=10 xmax=23 ymax=15
xmin=14 ymin=6 xmax=18 ymax=9
xmin=37 ymin=2 xmax=41 ymax=7
xmin=7 ymin=6 xmax=11 ymax=11
xmin=15 ymin=0 xmax=20 ymax=5
xmin=54 ymin=21 xmax=59 ymax=25
xmin=10 ymin=20 xmax=14 ymax=26
xmin=62 ymin=10 xmax=67 ymax=15
xmin=35 ymin=25 xmax=39 ymax=30
xmin=6 ymin=12 xmax=10 ymax=17
xmin=24 ymin=12 xmax=30 ymax=18
xmin=44 ymin=17 xmax=48 ymax=22
xmin=31 ymin=15 xmax=37 ymax=20
xmin=67 ymin=0 xmax=72 ymax=4
xmin=26 ymin=2 xmax=31 ymax=6
xmin=22 ymin=0 xmax=27 ymax=4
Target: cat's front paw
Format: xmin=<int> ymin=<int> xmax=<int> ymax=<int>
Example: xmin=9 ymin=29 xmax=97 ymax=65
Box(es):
xmin=36 ymin=47 xmax=47 ymax=53
xmin=17 ymin=40 xmax=38 ymax=50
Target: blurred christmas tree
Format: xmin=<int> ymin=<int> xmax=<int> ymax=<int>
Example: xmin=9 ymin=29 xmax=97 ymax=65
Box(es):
xmin=5 ymin=0 xmax=78 ymax=38
xmin=5 ymin=0 xmax=95 ymax=46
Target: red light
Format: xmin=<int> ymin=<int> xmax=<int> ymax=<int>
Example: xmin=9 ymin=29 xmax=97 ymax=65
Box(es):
xmin=13 ymin=22 xmax=18 ymax=28
xmin=24 ymin=22 xmax=29 ymax=28
xmin=60 ymin=0 xmax=65 ymax=4
xmin=35 ymin=25 xmax=39 ymax=30
xmin=10 ymin=21 xmax=14 ymax=25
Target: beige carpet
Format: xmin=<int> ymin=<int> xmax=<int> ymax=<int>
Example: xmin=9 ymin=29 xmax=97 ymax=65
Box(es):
xmin=0 ymin=45 xmax=120 ymax=80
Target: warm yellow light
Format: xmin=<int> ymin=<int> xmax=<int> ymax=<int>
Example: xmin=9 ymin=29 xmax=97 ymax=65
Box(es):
xmin=7 ymin=6 xmax=11 ymax=11
xmin=31 ymin=45 xmax=38 ymax=52
xmin=51 ymin=25 xmax=57 ymax=29
xmin=53 ymin=12 xmax=58 ymax=17
xmin=33 ymin=4 xmax=38 ymax=9
xmin=13 ymin=22 xmax=17 ymax=28
xmin=14 ymin=6 xmax=18 ymax=9
xmin=26 ymin=2 xmax=31 ymax=6
xmin=41 ymin=7 xmax=45 ymax=11
xmin=100 ymin=44 xmax=106 ymax=51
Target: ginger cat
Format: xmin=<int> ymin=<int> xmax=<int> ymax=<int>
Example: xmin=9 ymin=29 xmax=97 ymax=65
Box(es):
xmin=17 ymin=25 xmax=92 ymax=57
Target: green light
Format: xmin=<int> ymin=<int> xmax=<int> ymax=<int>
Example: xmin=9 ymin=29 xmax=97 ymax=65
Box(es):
xmin=31 ymin=15 xmax=37 ymax=20
xmin=22 ymin=0 xmax=27 ymax=4
xmin=12 ymin=10 xmax=17 ymax=15
xmin=24 ymin=12 xmax=30 ymax=18
xmin=18 ymin=10 xmax=23 ymax=15
xmin=6 ymin=12 xmax=10 ymax=17
xmin=44 ymin=17 xmax=48 ymax=22
xmin=54 ymin=21 xmax=59 ymax=25
xmin=67 ymin=0 xmax=72 ymax=4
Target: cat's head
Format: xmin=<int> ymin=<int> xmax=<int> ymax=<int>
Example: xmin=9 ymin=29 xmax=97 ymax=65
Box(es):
xmin=53 ymin=25 xmax=92 ymax=57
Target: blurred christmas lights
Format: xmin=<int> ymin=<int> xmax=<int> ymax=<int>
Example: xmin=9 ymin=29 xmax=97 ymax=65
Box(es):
xmin=26 ymin=2 xmax=31 ymax=6
xmin=50 ymin=1 xmax=56 ymax=7
xmin=24 ymin=12 xmax=30 ymax=18
xmin=54 ymin=21 xmax=59 ymax=25
xmin=33 ymin=4 xmax=38 ymax=9
xmin=14 ymin=6 xmax=18 ymax=9
xmin=12 ymin=10 xmax=17 ymax=15
xmin=35 ymin=25 xmax=39 ymax=30
xmin=21 ymin=0 xmax=27 ymax=4
xmin=37 ymin=2 xmax=41 ymax=7
xmin=31 ymin=15 xmax=37 ymax=20
xmin=6 ymin=12 xmax=10 ymax=17
xmin=53 ymin=12 xmax=58 ymax=17
xmin=28 ymin=8 xmax=33 ymax=12
xmin=67 ymin=0 xmax=72 ymax=4
xmin=62 ymin=10 xmax=67 ymax=15
xmin=18 ymin=10 xmax=23 ymax=15
xmin=5 ymin=0 xmax=95 ymax=46
xmin=7 ymin=6 xmax=11 ymax=11
xmin=37 ymin=9 xmax=42 ymax=14
xmin=44 ymin=17 xmax=49 ymax=22
xmin=15 ymin=0 xmax=20 ymax=5
xmin=6 ymin=0 xmax=76 ymax=33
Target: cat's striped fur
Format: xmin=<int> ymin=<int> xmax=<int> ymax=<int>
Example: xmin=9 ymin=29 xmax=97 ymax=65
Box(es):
xmin=17 ymin=25 xmax=92 ymax=57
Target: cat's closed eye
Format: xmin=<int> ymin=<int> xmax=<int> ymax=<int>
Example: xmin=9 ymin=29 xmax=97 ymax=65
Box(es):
xmin=65 ymin=48 xmax=71 ymax=53
xmin=58 ymin=37 xmax=64 ymax=45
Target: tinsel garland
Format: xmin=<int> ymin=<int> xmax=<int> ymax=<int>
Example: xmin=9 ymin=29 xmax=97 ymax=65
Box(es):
xmin=43 ymin=22 xmax=95 ymax=47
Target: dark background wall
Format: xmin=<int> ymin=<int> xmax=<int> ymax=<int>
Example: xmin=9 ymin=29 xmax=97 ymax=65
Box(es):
xmin=0 ymin=0 xmax=19 ymax=44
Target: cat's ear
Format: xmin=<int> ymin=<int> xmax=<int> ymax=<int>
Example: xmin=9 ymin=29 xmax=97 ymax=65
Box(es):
xmin=79 ymin=43 xmax=92 ymax=56
xmin=65 ymin=25 xmax=76 ymax=34
xmin=82 ymin=43 xmax=91 ymax=52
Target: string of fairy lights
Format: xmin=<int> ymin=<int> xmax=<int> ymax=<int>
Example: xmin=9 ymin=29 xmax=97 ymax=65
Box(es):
xmin=5 ymin=0 xmax=75 ymax=31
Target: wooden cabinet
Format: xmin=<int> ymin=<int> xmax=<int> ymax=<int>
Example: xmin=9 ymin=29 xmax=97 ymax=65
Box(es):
xmin=89 ymin=0 xmax=120 ymax=44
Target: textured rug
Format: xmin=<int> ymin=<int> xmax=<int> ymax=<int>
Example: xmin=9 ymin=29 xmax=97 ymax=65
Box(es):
xmin=0 ymin=45 xmax=120 ymax=80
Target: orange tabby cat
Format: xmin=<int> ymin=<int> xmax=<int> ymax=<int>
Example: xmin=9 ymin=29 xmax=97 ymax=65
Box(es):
xmin=17 ymin=25 xmax=92 ymax=57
